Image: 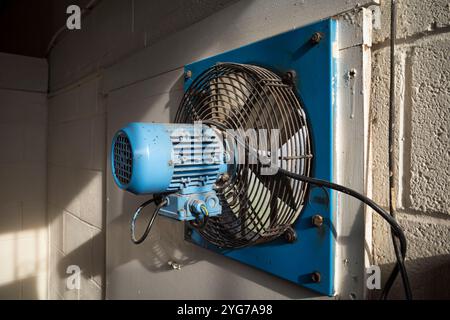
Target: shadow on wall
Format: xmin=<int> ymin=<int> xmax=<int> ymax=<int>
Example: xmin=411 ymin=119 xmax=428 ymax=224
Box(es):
xmin=56 ymin=209 xmax=325 ymax=299
xmin=370 ymin=255 xmax=450 ymax=299
xmin=0 ymin=224 xmax=47 ymax=299
xmin=0 ymin=276 xmax=43 ymax=300
xmin=0 ymin=93 xmax=48 ymax=299
xmin=52 ymin=73 xmax=326 ymax=300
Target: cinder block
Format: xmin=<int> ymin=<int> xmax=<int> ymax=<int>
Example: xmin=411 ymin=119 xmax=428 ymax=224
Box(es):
xmin=80 ymin=277 xmax=103 ymax=300
xmin=16 ymin=232 xmax=48 ymax=279
xmin=407 ymin=37 xmax=450 ymax=215
xmin=20 ymin=163 xmax=47 ymax=205
xmin=91 ymin=228 xmax=105 ymax=287
xmin=23 ymin=101 xmax=47 ymax=125
xmin=0 ymin=279 xmax=21 ymax=300
xmin=55 ymin=218 xmax=102 ymax=300
xmin=48 ymin=89 xmax=78 ymax=124
xmin=79 ymin=170 xmax=104 ymax=229
xmin=47 ymin=165 xmax=61 ymax=207
xmin=370 ymin=46 xmax=405 ymax=207
xmin=0 ymin=201 xmax=21 ymax=240
xmin=49 ymin=205 xmax=64 ymax=252
xmin=23 ymin=124 xmax=47 ymax=164
xmin=63 ymin=211 xmax=93 ymax=255
xmin=49 ymin=246 xmax=67 ymax=299
xmin=91 ymin=115 xmax=106 ymax=171
xmin=22 ymin=273 xmax=48 ymax=300
xmin=0 ymin=52 xmax=47 ymax=92
xmin=63 ymin=212 xmax=102 ymax=289
xmin=61 ymin=167 xmax=81 ymax=217
xmin=78 ymin=78 xmax=100 ymax=118
xmin=65 ymin=119 xmax=92 ymax=169
xmin=0 ymin=124 xmax=24 ymax=163
xmin=373 ymin=0 xmax=450 ymax=43
xmin=373 ymin=213 xmax=450 ymax=299
xmin=0 ymin=165 xmax=24 ymax=203
xmin=0 ymin=90 xmax=25 ymax=123
xmin=0 ymin=239 xmax=15 ymax=283
xmin=48 ymin=124 xmax=65 ymax=165
xmin=22 ymin=200 xmax=47 ymax=231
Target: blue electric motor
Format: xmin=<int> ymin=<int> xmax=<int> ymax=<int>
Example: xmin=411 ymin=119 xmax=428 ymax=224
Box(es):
xmin=111 ymin=122 xmax=228 ymax=221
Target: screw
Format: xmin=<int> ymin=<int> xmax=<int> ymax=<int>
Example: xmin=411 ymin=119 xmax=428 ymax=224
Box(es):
xmin=312 ymin=214 xmax=324 ymax=227
xmin=221 ymin=173 xmax=230 ymax=182
xmin=310 ymin=32 xmax=324 ymax=44
xmin=168 ymin=160 xmax=174 ymax=166
xmin=178 ymin=209 xmax=186 ymax=218
xmin=311 ymin=272 xmax=321 ymax=283
xmin=185 ymin=70 xmax=192 ymax=80
xmin=282 ymin=70 xmax=296 ymax=86
xmin=168 ymin=261 xmax=182 ymax=270
xmin=283 ymin=227 xmax=297 ymax=243
xmin=348 ymin=68 xmax=357 ymax=79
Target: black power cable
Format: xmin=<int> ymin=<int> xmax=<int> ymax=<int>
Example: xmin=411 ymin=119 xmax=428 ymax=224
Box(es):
xmin=131 ymin=198 xmax=168 ymax=244
xmin=277 ymin=168 xmax=412 ymax=299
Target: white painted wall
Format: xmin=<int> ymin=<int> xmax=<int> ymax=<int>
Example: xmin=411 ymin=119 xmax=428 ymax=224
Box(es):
xmin=47 ymin=77 xmax=105 ymax=299
xmin=0 ymin=52 xmax=48 ymax=299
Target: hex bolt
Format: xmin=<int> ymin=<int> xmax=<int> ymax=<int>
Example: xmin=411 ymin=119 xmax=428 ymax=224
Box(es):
xmin=283 ymin=227 xmax=297 ymax=243
xmin=221 ymin=173 xmax=230 ymax=182
xmin=310 ymin=32 xmax=324 ymax=44
xmin=311 ymin=271 xmax=321 ymax=283
xmin=168 ymin=261 xmax=182 ymax=270
xmin=185 ymin=70 xmax=192 ymax=80
xmin=282 ymin=70 xmax=296 ymax=86
xmin=312 ymin=214 xmax=324 ymax=227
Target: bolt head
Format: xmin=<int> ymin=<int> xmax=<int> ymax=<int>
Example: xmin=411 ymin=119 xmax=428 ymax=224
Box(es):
xmin=282 ymin=70 xmax=296 ymax=85
xmin=310 ymin=32 xmax=324 ymax=44
xmin=221 ymin=173 xmax=230 ymax=182
xmin=311 ymin=271 xmax=321 ymax=283
xmin=284 ymin=227 xmax=297 ymax=243
xmin=185 ymin=70 xmax=192 ymax=80
xmin=312 ymin=214 xmax=324 ymax=227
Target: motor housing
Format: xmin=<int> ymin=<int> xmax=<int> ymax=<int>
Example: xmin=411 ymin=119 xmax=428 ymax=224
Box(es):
xmin=111 ymin=122 xmax=227 ymax=220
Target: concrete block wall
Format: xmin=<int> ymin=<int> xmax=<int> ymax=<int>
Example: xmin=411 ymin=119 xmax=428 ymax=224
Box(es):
xmin=0 ymin=53 xmax=48 ymax=299
xmin=47 ymin=77 xmax=106 ymax=299
xmin=49 ymin=0 xmax=237 ymax=91
xmin=370 ymin=0 xmax=450 ymax=299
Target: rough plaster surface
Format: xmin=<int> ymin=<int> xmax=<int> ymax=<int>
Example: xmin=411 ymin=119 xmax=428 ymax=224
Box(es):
xmin=373 ymin=0 xmax=450 ymax=43
xmin=373 ymin=213 xmax=450 ymax=299
xmin=409 ymin=39 xmax=450 ymax=214
xmin=371 ymin=1 xmax=450 ymax=299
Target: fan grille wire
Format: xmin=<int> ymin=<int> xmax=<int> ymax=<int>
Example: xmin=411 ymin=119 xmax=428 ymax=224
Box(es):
xmin=113 ymin=132 xmax=133 ymax=186
xmin=175 ymin=63 xmax=312 ymax=248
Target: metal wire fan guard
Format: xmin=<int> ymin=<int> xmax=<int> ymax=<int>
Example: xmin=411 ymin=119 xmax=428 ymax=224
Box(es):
xmin=175 ymin=63 xmax=313 ymax=248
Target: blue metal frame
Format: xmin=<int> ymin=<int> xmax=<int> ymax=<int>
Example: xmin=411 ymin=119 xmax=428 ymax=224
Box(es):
xmin=184 ymin=19 xmax=337 ymax=296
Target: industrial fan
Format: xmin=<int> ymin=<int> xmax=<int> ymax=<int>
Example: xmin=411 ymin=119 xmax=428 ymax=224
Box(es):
xmin=111 ymin=19 xmax=410 ymax=298
xmin=112 ymin=63 xmax=311 ymax=247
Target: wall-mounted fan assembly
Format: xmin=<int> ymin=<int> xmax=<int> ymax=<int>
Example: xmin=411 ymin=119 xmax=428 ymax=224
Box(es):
xmin=111 ymin=19 xmax=410 ymax=298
